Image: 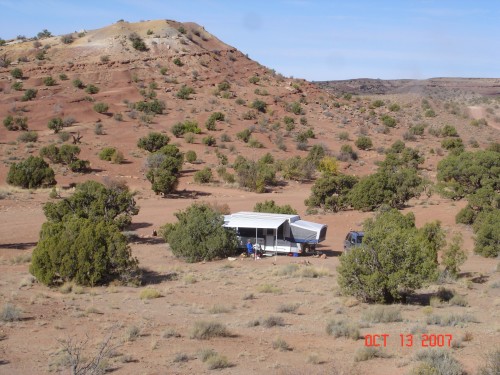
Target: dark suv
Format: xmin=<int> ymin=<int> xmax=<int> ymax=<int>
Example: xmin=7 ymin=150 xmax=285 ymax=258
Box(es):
xmin=344 ymin=231 xmax=364 ymax=252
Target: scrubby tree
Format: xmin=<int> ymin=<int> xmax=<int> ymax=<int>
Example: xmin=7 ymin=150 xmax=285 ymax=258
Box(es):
xmin=473 ymin=210 xmax=500 ymax=257
xmin=129 ymin=32 xmax=147 ymax=51
xmin=21 ymin=88 xmax=37 ymax=101
xmin=93 ymin=102 xmax=109 ymax=114
xmin=145 ymin=145 xmax=183 ymax=195
xmin=11 ymin=68 xmax=23 ymax=79
xmin=338 ymin=209 xmax=442 ymax=303
xmin=47 ymin=117 xmax=64 ymax=133
xmin=3 ymin=115 xmax=28 ymax=131
xmin=194 ymin=167 xmax=213 ymax=184
xmin=176 ymin=85 xmax=194 ymax=99
xmin=30 ymin=217 xmax=138 ymax=286
xmin=251 ymin=99 xmax=267 ymax=113
xmin=43 ymin=180 xmax=138 ymax=229
xmin=161 ymin=203 xmax=238 ymax=262
xmin=441 ymin=233 xmax=467 ymax=278
xmin=355 ymin=136 xmax=373 ymax=150
xmin=437 ymin=150 xmax=500 ymax=199
xmin=254 ymin=200 xmax=297 ymax=215
xmin=305 ymin=173 xmax=358 ymax=212
xmin=137 ymin=132 xmax=170 ymax=152
xmin=7 ymin=156 xmax=56 ymax=189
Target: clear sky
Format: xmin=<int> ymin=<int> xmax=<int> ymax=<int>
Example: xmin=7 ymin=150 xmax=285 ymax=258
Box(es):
xmin=0 ymin=0 xmax=498 ymax=81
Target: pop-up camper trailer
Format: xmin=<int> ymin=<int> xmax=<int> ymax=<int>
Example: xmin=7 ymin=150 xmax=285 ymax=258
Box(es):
xmin=223 ymin=211 xmax=327 ymax=255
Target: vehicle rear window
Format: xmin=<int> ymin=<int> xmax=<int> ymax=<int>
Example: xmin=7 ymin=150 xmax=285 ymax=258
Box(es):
xmin=356 ymin=235 xmax=364 ymax=244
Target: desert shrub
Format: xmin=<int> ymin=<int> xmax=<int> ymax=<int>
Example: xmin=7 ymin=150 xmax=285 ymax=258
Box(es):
xmin=251 ymin=99 xmax=267 ymax=113
xmin=305 ymin=173 xmax=358 ymax=212
xmin=355 ymin=136 xmax=373 ymax=150
xmin=202 ymin=135 xmax=216 ymax=146
xmin=326 ymin=320 xmax=360 ymax=339
xmin=254 ymin=200 xmax=297 ymax=215
xmin=194 ymin=167 xmax=213 ymax=184
xmin=176 ymin=85 xmax=194 ymax=99
xmin=441 ymin=125 xmax=459 ymax=137
xmin=412 ymin=348 xmax=464 ymax=375
xmin=185 ymin=150 xmax=197 ymax=163
xmin=17 ymin=131 xmax=38 ymax=143
xmin=173 ymin=57 xmax=183 ymax=66
xmin=262 ymin=316 xmax=285 ymax=328
xmin=1 ymin=303 xmax=22 ymax=322
xmin=135 ymin=99 xmax=165 ymax=114
xmin=85 ymin=84 xmax=99 ymax=94
xmin=425 ymin=109 xmax=436 ymax=117
xmin=338 ymin=144 xmax=358 ymax=161
xmin=47 ymin=117 xmax=64 ymax=133
xmin=287 ymin=101 xmax=303 ymax=115
xmin=272 ymin=338 xmax=291 ymax=352
xmin=30 ymin=217 xmax=138 ymax=286
xmin=426 ymin=313 xmax=477 ymax=327
xmin=410 ymin=123 xmax=426 ymax=136
xmin=11 ymin=68 xmax=23 ymax=79
xmin=381 ymin=114 xmax=396 ymax=127
xmin=43 ymin=180 xmax=138 ymax=229
xmin=129 ymin=32 xmax=147 ymax=51
xmin=477 ymin=349 xmax=500 ymax=375
xmin=248 ymin=76 xmax=260 ymax=84
xmin=190 ymin=321 xmax=231 ymax=339
xmin=441 ymin=233 xmax=466 ymax=278
xmin=338 ymin=209 xmax=442 ymax=303
xmin=163 ymin=203 xmax=238 ymax=262
xmin=372 ymin=99 xmax=384 ymax=108
xmin=171 ymin=120 xmax=201 ymax=137
xmin=139 ymin=288 xmax=161 ymax=299
xmin=234 ymin=156 xmax=276 ymax=193
xmin=236 ymin=128 xmax=252 ymax=143
xmin=441 ymin=138 xmax=464 ymax=153
xmin=93 ymin=102 xmax=109 ymax=114
xmin=99 ymin=147 xmax=118 ymax=161
xmin=354 ymin=347 xmax=389 ymax=362
xmin=72 ymin=78 xmax=84 ymax=88
xmin=473 ymin=210 xmax=500 ymax=257
xmin=145 ymin=145 xmax=183 ymax=195
xmin=205 ymin=112 xmax=225 ymax=130
xmin=11 ymin=81 xmax=23 ymax=91
xmin=389 ymin=103 xmax=400 ymax=112
xmin=338 ymin=131 xmax=349 ymax=141
xmin=4 ymin=115 xmax=28 ymax=131
xmin=43 ymin=76 xmax=56 ymax=86
xmin=40 ymin=144 xmax=81 ymax=165
xmin=60 ymin=34 xmax=74 ymax=44
xmin=94 ymin=123 xmax=104 ymax=135
xmin=7 ymin=156 xmax=55 ymax=189
xmin=277 ymin=303 xmax=299 ymax=313
xmin=361 ymin=306 xmax=402 ymax=323
xmin=437 ymin=150 xmax=500 ymax=199
xmin=137 ymin=132 xmax=170 ymax=152
xmin=21 ymin=88 xmax=37 ymax=101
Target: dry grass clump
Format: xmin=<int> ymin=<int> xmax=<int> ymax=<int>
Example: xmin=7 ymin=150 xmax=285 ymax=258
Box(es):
xmin=173 ymin=353 xmax=191 ymax=363
xmin=139 ymin=288 xmax=161 ymax=300
xmin=125 ymin=325 xmax=140 ymax=341
xmin=262 ymin=315 xmax=285 ymax=328
xmin=257 ymin=284 xmax=282 ymax=294
xmin=354 ymin=347 xmax=390 ymax=362
xmin=449 ymin=295 xmax=468 ymax=307
xmin=208 ymin=304 xmax=230 ymax=314
xmin=477 ymin=348 xmax=500 ymax=375
xmin=277 ymin=303 xmax=299 ymax=313
xmin=59 ymin=282 xmax=74 ymax=294
xmin=162 ymin=328 xmax=181 ymax=338
xmin=10 ymin=253 xmax=32 ymax=264
xmin=274 ymin=264 xmax=329 ymax=278
xmin=325 ymin=320 xmax=360 ymax=340
xmin=190 ymin=321 xmax=232 ymax=340
xmin=183 ymin=274 xmax=197 ymax=284
xmin=411 ymin=348 xmax=464 ymax=375
xmin=361 ymin=305 xmax=402 ymax=323
xmin=272 ymin=337 xmax=291 ymax=351
xmin=200 ymin=349 xmax=233 ymax=369
xmin=1 ymin=303 xmax=22 ymax=322
xmin=426 ymin=313 xmax=477 ymax=327
xmin=242 ymin=293 xmax=255 ymax=300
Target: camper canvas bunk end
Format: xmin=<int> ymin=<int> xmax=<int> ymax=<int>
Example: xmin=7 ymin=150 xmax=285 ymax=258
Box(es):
xmin=223 ymin=212 xmax=327 ymax=255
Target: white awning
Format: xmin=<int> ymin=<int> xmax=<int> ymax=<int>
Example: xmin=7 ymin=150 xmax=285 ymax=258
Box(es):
xmin=290 ymin=220 xmax=325 ymax=232
xmin=223 ymin=215 xmax=287 ymax=229
xmin=223 ymin=212 xmax=299 ymax=230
